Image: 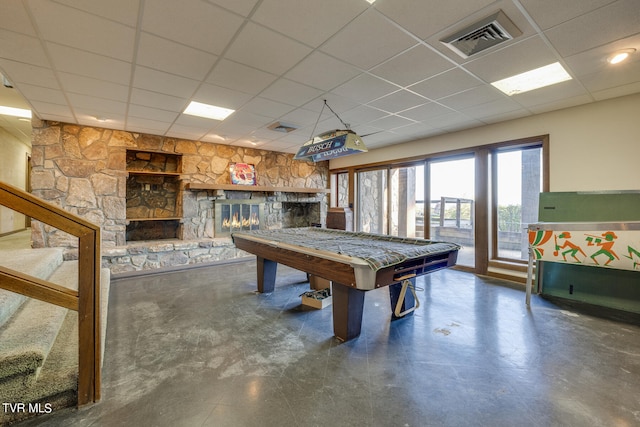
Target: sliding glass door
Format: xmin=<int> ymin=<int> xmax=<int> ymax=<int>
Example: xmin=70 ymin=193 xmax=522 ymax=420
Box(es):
xmin=429 ymin=157 xmax=475 ymax=268
xmin=493 ymin=146 xmax=543 ymax=261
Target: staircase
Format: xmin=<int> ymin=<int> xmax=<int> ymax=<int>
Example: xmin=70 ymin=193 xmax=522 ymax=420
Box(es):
xmin=0 ymin=245 xmax=111 ymax=425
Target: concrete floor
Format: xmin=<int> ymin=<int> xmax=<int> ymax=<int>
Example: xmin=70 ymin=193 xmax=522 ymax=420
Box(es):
xmin=16 ymin=260 xmax=640 ymax=427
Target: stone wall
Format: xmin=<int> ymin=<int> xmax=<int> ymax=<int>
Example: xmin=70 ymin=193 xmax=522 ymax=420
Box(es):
xmin=29 ymin=120 xmax=329 ymax=274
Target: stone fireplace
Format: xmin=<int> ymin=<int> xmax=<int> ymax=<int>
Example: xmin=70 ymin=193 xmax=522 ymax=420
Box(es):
xmin=211 ymin=197 xmax=322 ymax=237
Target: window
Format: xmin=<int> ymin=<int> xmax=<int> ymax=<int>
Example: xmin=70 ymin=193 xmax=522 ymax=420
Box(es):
xmin=429 ymin=157 xmax=475 ymax=268
xmin=389 ymin=164 xmax=424 ymax=238
xmin=357 ymin=169 xmax=388 ymax=233
xmin=492 ymin=145 xmax=543 ymax=261
xmin=331 ymin=172 xmax=349 ymax=208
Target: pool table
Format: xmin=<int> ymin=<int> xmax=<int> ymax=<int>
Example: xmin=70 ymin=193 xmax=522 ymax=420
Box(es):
xmin=232 ymin=228 xmax=460 ymax=341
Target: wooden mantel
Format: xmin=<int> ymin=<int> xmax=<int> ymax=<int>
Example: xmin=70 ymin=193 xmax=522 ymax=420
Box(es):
xmin=186 ymin=182 xmax=330 ymax=194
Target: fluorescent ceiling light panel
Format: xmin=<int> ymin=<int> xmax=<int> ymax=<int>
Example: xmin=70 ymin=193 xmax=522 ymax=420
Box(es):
xmin=183 ymin=101 xmax=235 ymax=120
xmin=491 ymin=62 xmax=572 ymax=96
xmin=0 ymin=105 xmax=32 ymax=118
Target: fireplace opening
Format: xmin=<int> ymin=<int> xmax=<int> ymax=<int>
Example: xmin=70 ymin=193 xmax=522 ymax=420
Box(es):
xmin=126 ymin=219 xmax=180 ymax=241
xmin=215 ymin=199 xmax=265 ymax=237
xmin=282 ymin=202 xmax=320 ymax=228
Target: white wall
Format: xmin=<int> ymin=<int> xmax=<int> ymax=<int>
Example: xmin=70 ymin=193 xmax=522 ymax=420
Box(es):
xmin=331 ymin=93 xmax=640 ymax=192
xmin=0 ymin=128 xmax=30 ymax=234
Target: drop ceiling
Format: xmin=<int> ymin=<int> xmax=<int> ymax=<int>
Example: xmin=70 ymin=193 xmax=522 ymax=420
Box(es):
xmin=0 ymin=0 xmax=639 ymax=153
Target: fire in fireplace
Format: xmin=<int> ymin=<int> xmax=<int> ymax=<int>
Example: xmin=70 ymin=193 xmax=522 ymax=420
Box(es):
xmin=215 ymin=199 xmax=265 ymax=237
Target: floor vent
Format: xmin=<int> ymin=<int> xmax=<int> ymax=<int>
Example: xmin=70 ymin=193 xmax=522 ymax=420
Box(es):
xmin=441 ymin=10 xmax=521 ymax=58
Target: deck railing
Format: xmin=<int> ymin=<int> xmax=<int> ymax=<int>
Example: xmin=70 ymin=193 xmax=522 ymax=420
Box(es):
xmin=0 ymin=181 xmax=101 ymax=405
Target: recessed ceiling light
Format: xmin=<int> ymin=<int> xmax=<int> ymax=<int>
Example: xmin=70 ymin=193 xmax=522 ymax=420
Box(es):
xmin=365 ymin=0 xmax=376 ymax=4
xmin=0 ymin=105 xmax=32 ymax=119
xmin=491 ymin=62 xmax=572 ymax=96
xmin=184 ymin=101 xmax=235 ymax=121
xmin=607 ymin=48 xmax=635 ymax=65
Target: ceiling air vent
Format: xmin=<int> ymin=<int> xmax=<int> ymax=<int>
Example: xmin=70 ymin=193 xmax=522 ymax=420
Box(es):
xmin=441 ymin=10 xmax=521 ymax=58
xmin=267 ymin=121 xmax=298 ymax=133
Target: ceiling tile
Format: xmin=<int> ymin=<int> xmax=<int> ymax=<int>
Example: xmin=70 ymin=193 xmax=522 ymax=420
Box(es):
xmin=207 ymin=60 xmax=277 ymax=95
xmin=463 ymin=35 xmax=559 ymax=83
xmin=0 ymin=60 xmax=58 ymax=89
xmin=302 ymin=93 xmax=359 ymax=116
xmin=544 ymin=0 xmax=640 ymax=56
xmin=192 ymin=83 xmax=253 ymax=110
xmin=136 ymin=32 xmax=218 ymax=80
xmin=239 ymin=97 xmax=295 ymax=119
xmin=370 ymin=45 xmax=455 ymax=87
xmin=460 ymin=98 xmax=525 ymax=120
xmin=277 ymin=107 xmax=331 ymax=128
xmin=47 ymin=43 xmax=132 ymax=84
xmin=331 ymin=73 xmax=399 ymax=104
xmin=132 ymin=66 xmax=200 ymax=99
xmin=367 ymin=114 xmax=417 ymax=130
xmin=30 ymin=1 xmax=135 ymax=61
xmin=166 ymin=124 xmax=209 ymax=140
xmin=592 ymin=81 xmax=640 ymax=101
xmin=205 ymin=0 xmax=260 ymax=17
xmin=320 ymin=9 xmax=418 ymax=70
xmin=58 ymin=73 xmax=129 ymax=102
xmin=526 ymin=94 xmax=594 ymax=114
xmin=580 ymin=60 xmax=640 ymax=94
xmin=339 ymin=105 xmax=390 ymax=127
xmin=125 ymin=118 xmax=171 ymax=135
xmin=285 ymin=52 xmax=362 ymax=91
xmin=52 ymin=0 xmax=141 ymax=26
xmin=16 ymin=84 xmax=66 ymax=105
xmin=128 ymin=104 xmax=179 ymax=123
xmin=260 ymin=79 xmax=324 ymax=107
xmin=367 ymin=89 xmax=428 ymax=113
xmin=563 ymin=33 xmax=640 ymax=78
xmin=0 ymin=30 xmax=50 ymax=67
xmin=0 ymin=1 xmax=37 ymax=35
xmin=130 ymin=88 xmax=188 ymax=113
xmin=518 ymin=0 xmax=618 ymax=30
xmin=225 ymin=22 xmax=313 ymax=75
xmin=252 ymin=0 xmax=368 ymax=47
xmin=374 ymin=0 xmax=496 ymax=40
xmin=142 ymin=0 xmax=243 ymax=54
xmin=28 ymin=101 xmax=74 ymax=120
xmin=408 ymin=68 xmax=483 ymax=100
xmin=438 ymin=85 xmax=505 ymax=110
xmin=511 ymin=79 xmax=590 ymax=107
xmin=397 ymin=102 xmax=456 ymax=121
xmin=67 ymin=93 xmax=127 ymax=115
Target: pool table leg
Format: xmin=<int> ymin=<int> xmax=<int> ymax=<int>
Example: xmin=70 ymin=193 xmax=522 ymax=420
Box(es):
xmin=389 ymin=278 xmax=416 ymax=320
xmin=257 ymin=257 xmax=277 ymax=293
xmin=332 ymin=282 xmax=365 ymax=342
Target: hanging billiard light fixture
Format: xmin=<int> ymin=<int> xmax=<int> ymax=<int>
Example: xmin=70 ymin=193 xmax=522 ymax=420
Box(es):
xmin=294 ymin=100 xmax=369 ymax=162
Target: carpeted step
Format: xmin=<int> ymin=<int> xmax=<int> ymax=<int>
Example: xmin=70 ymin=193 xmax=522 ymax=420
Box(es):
xmin=0 ymin=311 xmax=78 ymax=425
xmin=0 ymin=261 xmax=111 ymax=425
xmin=0 ymin=248 xmax=64 ymax=327
xmin=0 ymin=299 xmax=69 ymax=392
xmin=0 ymin=260 xmax=78 ymax=390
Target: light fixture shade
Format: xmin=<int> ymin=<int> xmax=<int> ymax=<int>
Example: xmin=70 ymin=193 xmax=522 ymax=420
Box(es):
xmin=607 ymin=48 xmax=636 ymax=64
xmin=294 ymin=129 xmax=368 ymax=162
xmin=0 ymin=105 xmax=32 ymax=119
xmin=491 ymin=62 xmax=572 ymax=96
xmin=184 ymin=101 xmax=235 ymax=120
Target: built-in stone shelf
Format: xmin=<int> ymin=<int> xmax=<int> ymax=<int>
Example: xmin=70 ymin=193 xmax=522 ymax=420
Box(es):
xmin=187 ymin=182 xmax=330 ymax=194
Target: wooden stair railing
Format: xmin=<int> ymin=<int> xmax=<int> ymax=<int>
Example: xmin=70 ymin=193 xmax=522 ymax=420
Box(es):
xmin=0 ymin=181 xmax=101 ymax=405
